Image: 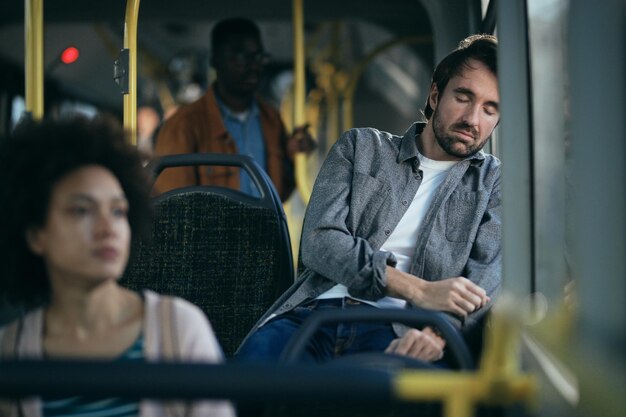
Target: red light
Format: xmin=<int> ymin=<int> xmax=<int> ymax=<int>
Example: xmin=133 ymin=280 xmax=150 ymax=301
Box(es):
xmin=60 ymin=47 xmax=79 ymax=64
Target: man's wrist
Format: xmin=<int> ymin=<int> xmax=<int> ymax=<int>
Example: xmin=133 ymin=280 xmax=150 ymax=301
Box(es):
xmin=409 ymin=276 xmax=426 ymax=307
xmin=386 ymin=266 xmax=425 ymax=306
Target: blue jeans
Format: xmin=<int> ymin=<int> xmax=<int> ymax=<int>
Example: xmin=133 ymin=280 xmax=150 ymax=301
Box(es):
xmin=235 ymin=298 xmax=397 ymax=363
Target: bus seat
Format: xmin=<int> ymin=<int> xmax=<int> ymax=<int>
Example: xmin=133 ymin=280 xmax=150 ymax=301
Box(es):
xmin=249 ymin=308 xmax=475 ymax=417
xmin=280 ymin=308 xmax=475 ymax=370
xmin=122 ymin=153 xmax=294 ymax=357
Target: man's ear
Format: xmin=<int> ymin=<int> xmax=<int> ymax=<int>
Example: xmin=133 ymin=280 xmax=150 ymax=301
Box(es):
xmin=428 ymin=83 xmax=440 ymax=111
xmin=25 ymin=227 xmax=44 ymax=255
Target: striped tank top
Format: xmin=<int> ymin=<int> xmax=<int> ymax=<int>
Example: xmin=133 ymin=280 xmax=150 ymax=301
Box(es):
xmin=41 ymin=335 xmax=144 ymax=417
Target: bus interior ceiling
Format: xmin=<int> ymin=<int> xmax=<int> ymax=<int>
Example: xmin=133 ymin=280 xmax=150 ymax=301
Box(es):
xmin=0 ymin=0 xmax=476 ymax=139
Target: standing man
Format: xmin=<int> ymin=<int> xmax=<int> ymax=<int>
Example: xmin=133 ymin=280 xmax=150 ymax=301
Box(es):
xmin=154 ymin=18 xmax=313 ymax=200
xmin=237 ymin=34 xmax=501 ymax=364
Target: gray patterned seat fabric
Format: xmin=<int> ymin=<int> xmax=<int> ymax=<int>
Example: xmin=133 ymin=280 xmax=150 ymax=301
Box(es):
xmin=122 ymin=154 xmax=293 ymax=357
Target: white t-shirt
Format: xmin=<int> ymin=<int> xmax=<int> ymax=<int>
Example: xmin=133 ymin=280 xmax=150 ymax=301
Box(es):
xmin=317 ymin=153 xmax=458 ymax=308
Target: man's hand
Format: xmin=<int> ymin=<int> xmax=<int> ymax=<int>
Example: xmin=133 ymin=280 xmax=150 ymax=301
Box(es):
xmin=417 ymin=277 xmax=489 ymax=317
xmin=287 ymin=124 xmax=316 ymax=158
xmin=386 ymin=267 xmax=489 ymax=317
xmin=384 ymin=327 xmax=446 ymax=362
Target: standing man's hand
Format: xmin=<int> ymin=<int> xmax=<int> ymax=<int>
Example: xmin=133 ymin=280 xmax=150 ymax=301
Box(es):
xmin=384 ymin=327 xmax=446 ymax=362
xmin=287 ymin=123 xmax=316 ymax=158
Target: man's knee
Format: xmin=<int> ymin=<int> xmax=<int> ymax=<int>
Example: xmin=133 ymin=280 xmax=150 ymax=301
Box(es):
xmin=235 ymin=317 xmax=300 ymax=362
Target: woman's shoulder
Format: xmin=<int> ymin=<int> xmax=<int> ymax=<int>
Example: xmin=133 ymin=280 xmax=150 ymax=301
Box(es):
xmin=0 ymin=308 xmax=43 ymax=358
xmin=142 ymin=290 xmax=207 ymax=323
xmin=142 ymin=290 xmax=224 ymax=361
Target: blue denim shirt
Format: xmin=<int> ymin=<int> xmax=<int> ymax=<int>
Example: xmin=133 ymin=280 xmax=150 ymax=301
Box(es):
xmin=215 ymin=95 xmax=266 ymax=197
xmin=241 ymin=122 xmax=501 ymax=344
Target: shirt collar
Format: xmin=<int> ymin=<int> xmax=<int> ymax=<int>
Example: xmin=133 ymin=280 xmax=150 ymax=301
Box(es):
xmin=215 ymin=92 xmax=260 ymax=122
xmin=397 ymin=122 xmax=423 ymax=163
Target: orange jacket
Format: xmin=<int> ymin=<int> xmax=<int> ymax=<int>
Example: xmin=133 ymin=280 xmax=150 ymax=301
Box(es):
xmin=153 ymin=87 xmax=295 ymax=201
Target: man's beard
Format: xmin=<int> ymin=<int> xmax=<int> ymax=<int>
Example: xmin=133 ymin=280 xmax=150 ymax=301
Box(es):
xmin=431 ymin=107 xmax=488 ymax=158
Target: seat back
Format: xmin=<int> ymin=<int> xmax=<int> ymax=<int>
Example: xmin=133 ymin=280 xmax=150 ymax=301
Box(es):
xmin=122 ymin=154 xmax=294 ymax=357
xmin=280 ymin=308 xmax=475 ymax=370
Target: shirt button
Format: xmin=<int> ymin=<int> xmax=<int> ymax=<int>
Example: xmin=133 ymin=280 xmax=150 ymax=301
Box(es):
xmin=402 ymin=200 xmax=408 ymax=206
xmin=384 ymin=229 xmax=391 ymax=236
xmin=283 ymin=303 xmax=292 ymax=309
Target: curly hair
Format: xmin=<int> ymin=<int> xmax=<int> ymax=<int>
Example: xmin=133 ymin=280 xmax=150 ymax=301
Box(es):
xmin=423 ymin=34 xmax=498 ymax=120
xmin=0 ymin=116 xmax=152 ymax=308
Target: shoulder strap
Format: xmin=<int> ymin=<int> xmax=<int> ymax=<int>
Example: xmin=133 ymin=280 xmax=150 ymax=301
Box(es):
xmin=0 ymin=319 xmax=21 ymax=359
xmin=0 ymin=319 xmax=23 ymax=417
xmin=157 ymin=296 xmax=188 ymax=417
xmin=158 ymin=296 xmax=179 ymax=360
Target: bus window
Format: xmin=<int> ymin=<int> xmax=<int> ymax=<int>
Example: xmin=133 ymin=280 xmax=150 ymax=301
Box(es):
xmin=527 ymin=0 xmax=570 ymax=301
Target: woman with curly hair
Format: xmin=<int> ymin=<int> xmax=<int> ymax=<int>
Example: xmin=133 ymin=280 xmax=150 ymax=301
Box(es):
xmin=0 ymin=116 xmax=234 ymax=417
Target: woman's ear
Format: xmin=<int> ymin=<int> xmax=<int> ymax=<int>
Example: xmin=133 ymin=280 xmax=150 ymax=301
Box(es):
xmin=25 ymin=227 xmax=45 ymax=255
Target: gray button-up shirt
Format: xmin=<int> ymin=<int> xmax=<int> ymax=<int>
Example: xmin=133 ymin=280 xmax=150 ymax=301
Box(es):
xmin=242 ymin=122 xmax=501 ymax=344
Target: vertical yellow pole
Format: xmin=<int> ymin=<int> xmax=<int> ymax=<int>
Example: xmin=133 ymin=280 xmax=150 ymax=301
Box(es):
xmin=342 ymin=91 xmax=354 ymax=133
xmin=325 ymin=21 xmax=342 ymax=152
xmin=123 ymin=0 xmax=140 ymax=145
xmin=292 ymin=0 xmax=312 ymax=203
xmin=445 ymin=395 xmax=473 ymax=417
xmin=25 ymin=0 xmax=44 ymax=120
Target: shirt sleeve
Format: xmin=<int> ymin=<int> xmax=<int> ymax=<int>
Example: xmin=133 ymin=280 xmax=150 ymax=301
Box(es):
xmin=299 ymin=130 xmax=396 ymax=301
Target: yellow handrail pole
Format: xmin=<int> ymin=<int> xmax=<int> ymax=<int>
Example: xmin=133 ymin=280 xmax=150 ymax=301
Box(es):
xmin=25 ymin=0 xmax=44 ymax=120
xmin=95 ymin=23 xmax=176 ymax=117
xmin=321 ymin=64 xmax=340 ymax=154
xmin=445 ymin=394 xmax=472 ymax=417
xmin=292 ymin=0 xmax=312 ymax=204
xmin=394 ymin=372 xmax=480 ymax=410
xmin=393 ymin=301 xmax=538 ymax=414
xmin=123 ymin=0 xmax=140 ymax=145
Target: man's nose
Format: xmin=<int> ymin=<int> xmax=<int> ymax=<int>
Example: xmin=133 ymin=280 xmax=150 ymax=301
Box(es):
xmin=462 ymin=104 xmax=481 ymax=126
